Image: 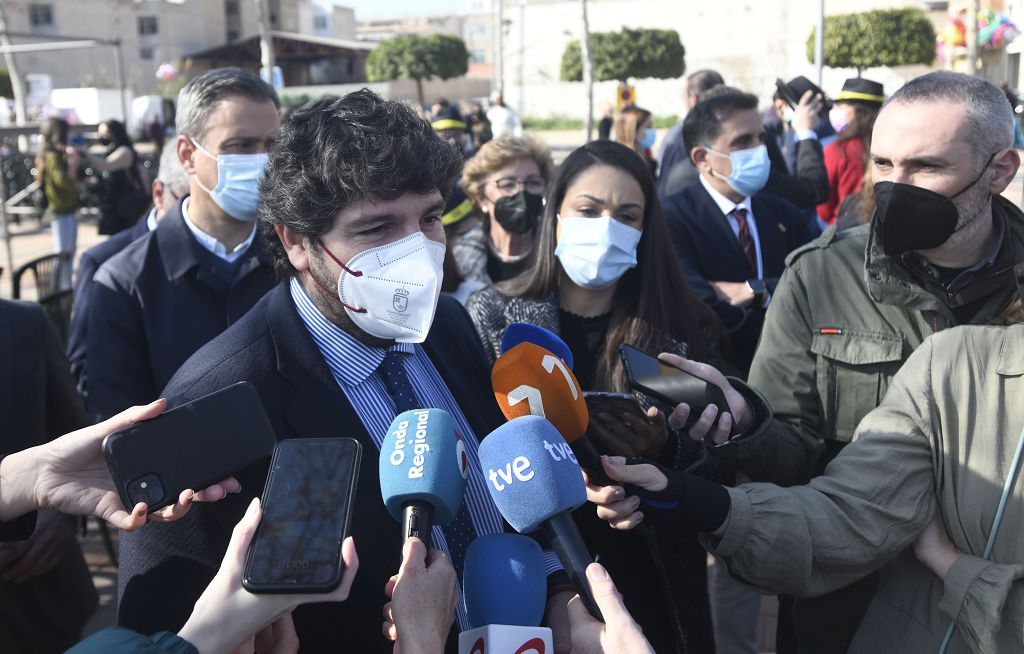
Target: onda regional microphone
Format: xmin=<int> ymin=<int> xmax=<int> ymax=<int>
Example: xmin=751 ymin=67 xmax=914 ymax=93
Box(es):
xmin=459 ymin=534 xmax=551 ymax=654
xmin=478 ymin=415 xmax=602 ymax=620
xmin=380 ymin=408 xmax=469 ymax=547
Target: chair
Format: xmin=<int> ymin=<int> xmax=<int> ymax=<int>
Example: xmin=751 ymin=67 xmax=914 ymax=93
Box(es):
xmin=38 ymin=288 xmax=74 ymax=346
xmin=11 ymin=251 xmax=71 ymax=300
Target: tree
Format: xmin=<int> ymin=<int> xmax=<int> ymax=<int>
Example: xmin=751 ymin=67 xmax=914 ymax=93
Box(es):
xmin=806 ymin=8 xmax=935 ymax=76
xmin=366 ymin=34 xmax=470 ymax=107
xmin=0 ymin=69 xmax=11 ymax=98
xmin=560 ymin=28 xmax=685 ymax=83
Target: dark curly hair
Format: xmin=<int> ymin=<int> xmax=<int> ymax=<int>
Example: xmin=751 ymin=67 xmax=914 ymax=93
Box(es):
xmin=257 ymin=89 xmax=464 ymax=279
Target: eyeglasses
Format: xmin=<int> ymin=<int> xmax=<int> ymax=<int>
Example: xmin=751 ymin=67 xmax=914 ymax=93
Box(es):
xmin=489 ymin=176 xmax=545 ymax=195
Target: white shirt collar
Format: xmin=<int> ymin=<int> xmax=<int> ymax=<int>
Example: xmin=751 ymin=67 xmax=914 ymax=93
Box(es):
xmin=180 ymin=197 xmax=256 ymax=263
xmin=698 ymin=173 xmax=753 ymax=217
xmin=145 ymin=207 xmax=158 ymax=232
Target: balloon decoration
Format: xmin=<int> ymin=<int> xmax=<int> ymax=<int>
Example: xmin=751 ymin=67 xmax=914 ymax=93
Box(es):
xmin=937 ymin=11 xmax=1020 ymax=50
xmin=155 ymin=62 xmax=179 ymax=83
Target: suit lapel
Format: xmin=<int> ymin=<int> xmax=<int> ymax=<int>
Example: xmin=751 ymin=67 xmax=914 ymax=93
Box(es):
xmin=263 ymin=285 xmax=365 ymax=438
xmin=693 ymin=183 xmax=748 ymax=267
xmin=750 ymin=196 xmax=785 ymax=273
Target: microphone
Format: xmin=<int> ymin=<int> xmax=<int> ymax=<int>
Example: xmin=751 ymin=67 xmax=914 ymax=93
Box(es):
xmin=459 ymin=533 xmax=552 ymax=654
xmin=492 ymin=341 xmax=610 ymax=485
xmin=380 ymin=408 xmax=468 ymax=547
xmin=478 ymin=415 xmax=603 ymax=620
xmin=500 ymin=322 xmax=574 ymax=370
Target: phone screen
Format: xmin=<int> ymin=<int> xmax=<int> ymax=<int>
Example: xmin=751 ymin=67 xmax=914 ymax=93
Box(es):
xmin=244 ymin=438 xmax=361 ymax=592
xmin=620 ymin=344 xmax=678 ymax=382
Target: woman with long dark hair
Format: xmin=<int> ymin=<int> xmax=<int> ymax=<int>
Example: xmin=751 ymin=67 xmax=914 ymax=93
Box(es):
xmin=816 ymin=78 xmax=884 ymax=227
xmin=467 ymin=139 xmax=721 ymax=652
xmin=35 ymin=117 xmax=80 ymax=286
xmin=82 ymin=119 xmax=149 ymax=235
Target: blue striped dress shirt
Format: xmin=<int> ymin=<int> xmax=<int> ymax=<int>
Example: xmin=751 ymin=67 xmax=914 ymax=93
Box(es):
xmin=289 ymin=279 xmax=561 ymax=629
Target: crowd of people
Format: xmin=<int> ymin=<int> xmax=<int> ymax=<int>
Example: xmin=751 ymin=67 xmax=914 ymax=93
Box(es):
xmin=2 ymin=61 xmax=1022 ymax=654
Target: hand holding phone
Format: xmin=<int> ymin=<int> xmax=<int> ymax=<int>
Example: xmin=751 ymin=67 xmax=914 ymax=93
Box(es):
xmin=103 ymin=382 xmax=276 ymax=514
xmin=619 ymin=345 xmax=733 ymax=430
xmin=243 ymin=437 xmax=361 ymax=594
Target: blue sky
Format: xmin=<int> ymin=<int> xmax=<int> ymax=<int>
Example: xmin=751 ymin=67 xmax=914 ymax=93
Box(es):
xmin=334 ymin=0 xmax=467 ymax=21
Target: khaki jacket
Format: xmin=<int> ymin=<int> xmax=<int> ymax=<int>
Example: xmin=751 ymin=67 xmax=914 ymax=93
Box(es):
xmin=714 ymin=195 xmax=1024 ymax=485
xmin=708 ymin=324 xmax=1024 ymax=653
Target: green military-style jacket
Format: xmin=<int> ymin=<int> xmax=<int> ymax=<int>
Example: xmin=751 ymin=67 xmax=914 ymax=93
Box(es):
xmin=713 ymin=195 xmax=1024 ymax=486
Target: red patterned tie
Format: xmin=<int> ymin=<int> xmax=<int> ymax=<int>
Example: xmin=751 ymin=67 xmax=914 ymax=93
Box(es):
xmin=732 ymin=207 xmax=757 ymax=276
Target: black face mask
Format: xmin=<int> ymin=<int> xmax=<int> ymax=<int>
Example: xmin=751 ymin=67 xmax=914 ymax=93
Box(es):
xmin=99 ymin=137 xmax=113 ymax=147
xmin=873 ymin=152 xmax=997 ymax=256
xmin=492 ymin=191 xmax=543 ymax=234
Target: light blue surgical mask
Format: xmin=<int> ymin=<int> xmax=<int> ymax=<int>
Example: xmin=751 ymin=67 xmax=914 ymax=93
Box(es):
xmin=191 ymin=139 xmax=267 ymax=222
xmin=638 ymin=127 xmax=657 ymax=150
xmin=707 ymin=144 xmax=770 ymax=198
xmin=555 ymin=215 xmax=643 ymax=290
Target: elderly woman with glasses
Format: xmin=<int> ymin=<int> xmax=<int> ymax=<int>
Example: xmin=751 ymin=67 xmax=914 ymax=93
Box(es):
xmin=451 ymin=134 xmax=555 ymax=286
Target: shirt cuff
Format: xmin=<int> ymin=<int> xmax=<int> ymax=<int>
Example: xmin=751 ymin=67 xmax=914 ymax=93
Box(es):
xmin=543 ymin=549 xmax=564 ymax=576
xmin=701 ymin=486 xmax=753 ymax=556
xmin=794 ymin=129 xmax=817 ymax=141
xmin=937 ymin=554 xmax=991 ymax=620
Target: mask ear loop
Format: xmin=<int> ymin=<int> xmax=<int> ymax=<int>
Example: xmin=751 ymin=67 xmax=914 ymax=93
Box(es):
xmin=313 ymin=239 xmax=367 ymax=314
xmin=950 ymin=151 xmax=1000 ymax=200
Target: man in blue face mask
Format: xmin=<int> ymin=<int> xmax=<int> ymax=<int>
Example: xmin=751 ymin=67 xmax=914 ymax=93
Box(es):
xmin=86 ymin=67 xmax=279 ymax=423
xmin=662 ymin=89 xmax=813 ymax=378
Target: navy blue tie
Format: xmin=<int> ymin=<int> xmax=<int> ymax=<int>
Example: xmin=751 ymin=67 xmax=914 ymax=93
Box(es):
xmin=379 ymin=349 xmax=475 ymax=577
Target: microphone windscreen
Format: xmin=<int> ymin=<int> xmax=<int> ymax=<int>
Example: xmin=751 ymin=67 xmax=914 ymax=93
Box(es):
xmin=478 ymin=415 xmax=586 ymax=533
xmin=500 ymin=323 xmax=574 ymax=371
xmin=463 ymin=534 xmax=546 ymax=628
xmin=380 ymin=408 xmax=468 ymax=526
xmin=492 ymin=342 xmax=589 ymax=443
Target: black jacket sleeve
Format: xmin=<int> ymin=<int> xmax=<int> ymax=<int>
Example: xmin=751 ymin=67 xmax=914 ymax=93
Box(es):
xmin=764 ymin=136 xmax=829 ymax=209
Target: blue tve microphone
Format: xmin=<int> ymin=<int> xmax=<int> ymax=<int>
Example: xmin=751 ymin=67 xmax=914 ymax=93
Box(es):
xmin=478 ymin=415 xmax=602 ymax=620
xmin=463 ymin=534 xmax=546 ymax=628
xmin=380 ymin=409 xmax=469 ymax=547
xmin=500 ymin=323 xmax=574 ymax=370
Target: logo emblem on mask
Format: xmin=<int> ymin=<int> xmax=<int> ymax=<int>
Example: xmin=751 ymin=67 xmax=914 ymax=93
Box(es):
xmin=392 ymin=288 xmax=410 ymax=312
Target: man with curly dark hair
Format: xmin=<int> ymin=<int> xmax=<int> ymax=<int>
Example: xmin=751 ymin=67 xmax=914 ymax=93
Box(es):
xmin=117 ymin=89 xmax=576 ymax=653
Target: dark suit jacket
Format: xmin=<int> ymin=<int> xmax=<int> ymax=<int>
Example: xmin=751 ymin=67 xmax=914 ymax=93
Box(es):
xmin=656 ymin=121 xmax=700 ymax=200
xmin=117 ymin=284 xmax=507 ymax=653
xmin=764 ymin=123 xmax=830 ymax=209
xmin=86 ymin=198 xmax=276 ymax=421
xmin=1 ymin=299 xmax=87 ymax=455
xmin=67 ymin=216 xmax=151 ymax=399
xmin=663 ymin=180 xmax=814 ymax=375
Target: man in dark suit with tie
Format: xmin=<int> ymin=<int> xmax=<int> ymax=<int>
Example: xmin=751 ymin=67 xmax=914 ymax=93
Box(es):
xmin=86 ymin=68 xmax=279 ymax=422
xmin=116 ymin=90 xmax=574 ymax=653
xmin=663 ymin=89 xmax=814 ymax=377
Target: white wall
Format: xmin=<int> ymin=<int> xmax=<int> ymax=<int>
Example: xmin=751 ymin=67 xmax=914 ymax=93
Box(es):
xmin=500 ymin=0 xmax=937 ymax=118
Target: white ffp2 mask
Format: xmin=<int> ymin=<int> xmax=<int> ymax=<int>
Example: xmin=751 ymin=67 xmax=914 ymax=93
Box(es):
xmin=320 ymin=232 xmax=445 ymax=343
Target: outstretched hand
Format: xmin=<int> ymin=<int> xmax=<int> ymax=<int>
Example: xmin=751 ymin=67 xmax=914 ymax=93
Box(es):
xmin=567 ymin=563 xmax=654 ymax=654
xmin=584 ymin=456 xmax=667 ymax=531
xmin=0 ymin=399 xmax=240 ymax=530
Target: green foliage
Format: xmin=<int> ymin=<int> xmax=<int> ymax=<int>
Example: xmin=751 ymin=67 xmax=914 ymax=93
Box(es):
xmin=521 ymin=114 xmax=677 ymax=131
xmin=366 ymin=34 xmax=470 ymax=83
xmin=560 ymin=28 xmax=685 ymax=82
xmin=807 ymin=8 xmax=935 ymax=72
xmin=0 ymin=69 xmax=11 ymax=98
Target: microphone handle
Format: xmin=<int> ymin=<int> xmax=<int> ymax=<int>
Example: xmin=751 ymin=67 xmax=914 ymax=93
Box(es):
xmin=541 ymin=512 xmax=604 ymax=622
xmin=401 ymin=501 xmax=435 ymax=548
xmin=569 ymin=436 xmax=615 ymax=486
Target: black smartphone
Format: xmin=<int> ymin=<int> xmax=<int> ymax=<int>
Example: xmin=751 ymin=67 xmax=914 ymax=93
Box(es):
xmin=583 ymin=391 xmax=645 ymax=418
xmin=618 ymin=344 xmax=729 ymax=427
xmin=242 ymin=437 xmax=362 ymax=594
xmin=103 ymin=382 xmax=276 ymax=513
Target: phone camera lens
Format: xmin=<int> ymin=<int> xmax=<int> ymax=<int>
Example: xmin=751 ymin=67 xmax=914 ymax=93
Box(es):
xmin=149 ymin=486 xmax=165 ymax=503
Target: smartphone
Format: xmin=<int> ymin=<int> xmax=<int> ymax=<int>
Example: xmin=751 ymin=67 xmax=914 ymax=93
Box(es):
xmin=242 ymin=437 xmax=362 ymax=594
xmin=618 ymin=344 xmax=729 ymax=426
xmin=583 ymin=391 xmax=645 ymax=418
xmin=103 ymin=382 xmax=276 ymax=513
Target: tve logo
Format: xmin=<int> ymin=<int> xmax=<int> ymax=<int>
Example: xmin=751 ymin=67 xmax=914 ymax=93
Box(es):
xmin=542 ymin=440 xmax=577 ymax=464
xmin=487 ymin=455 xmax=534 ymax=491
